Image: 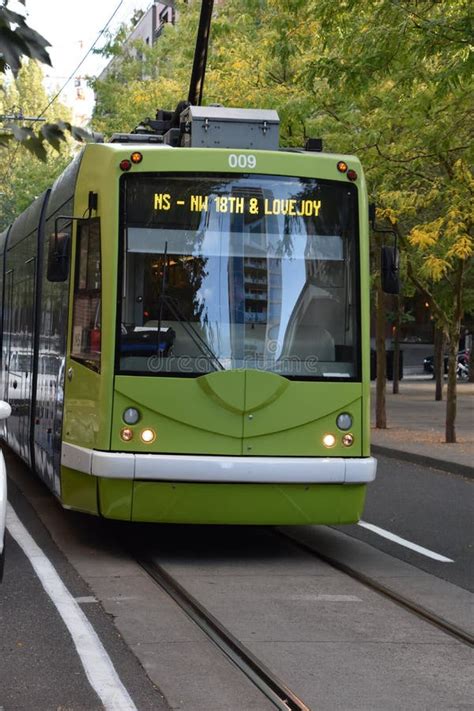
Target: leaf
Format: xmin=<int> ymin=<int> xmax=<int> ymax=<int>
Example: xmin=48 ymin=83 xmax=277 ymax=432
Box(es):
xmin=0 ymin=131 xmax=11 ymax=147
xmin=57 ymin=120 xmax=94 ymax=143
xmin=0 ymin=26 xmax=29 ymax=75
xmin=9 ymin=123 xmax=34 ymax=141
xmin=3 ymin=123 xmax=48 ymax=160
xmin=446 ymin=237 xmax=473 ymax=261
xmin=422 ymin=255 xmax=450 ymax=282
xmin=16 ymin=24 xmax=53 ymax=67
xmin=41 ymin=123 xmax=67 ymax=152
xmin=0 ymin=6 xmax=51 ymax=76
xmin=72 ymin=125 xmax=95 ymax=142
xmin=21 ymin=133 xmax=47 ymax=162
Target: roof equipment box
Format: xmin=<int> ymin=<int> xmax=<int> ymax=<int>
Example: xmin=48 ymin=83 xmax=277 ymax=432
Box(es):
xmin=180 ymin=106 xmax=280 ymax=150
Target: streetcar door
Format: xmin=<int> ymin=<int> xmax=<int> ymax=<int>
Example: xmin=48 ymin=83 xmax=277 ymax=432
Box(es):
xmin=62 ymin=219 xmax=104 ymax=453
xmin=5 ymin=252 xmax=36 ymax=463
xmin=33 ymin=203 xmax=73 ymax=494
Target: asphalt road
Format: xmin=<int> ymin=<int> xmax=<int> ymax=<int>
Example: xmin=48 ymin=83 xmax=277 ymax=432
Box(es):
xmin=339 ymin=454 xmax=474 ymax=592
xmin=0 ymin=479 xmax=170 ymax=711
xmin=1 ymin=451 xmax=472 ymax=710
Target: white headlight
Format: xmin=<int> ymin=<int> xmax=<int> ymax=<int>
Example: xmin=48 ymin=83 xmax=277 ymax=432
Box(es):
xmin=140 ymin=428 xmax=156 ymax=444
xmin=323 ymin=434 xmax=336 ymax=448
xmin=336 ymin=413 xmax=352 ymax=431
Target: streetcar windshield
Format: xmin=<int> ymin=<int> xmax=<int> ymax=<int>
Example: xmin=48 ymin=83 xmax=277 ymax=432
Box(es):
xmin=117 ymin=173 xmax=360 ymax=379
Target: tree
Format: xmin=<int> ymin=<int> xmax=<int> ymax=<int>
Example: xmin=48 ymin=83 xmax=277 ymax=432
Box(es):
xmin=0 ymin=59 xmax=73 ymax=230
xmin=298 ymin=0 xmax=473 ymax=443
xmin=91 ymin=2 xmax=201 ymax=137
xmin=0 ymin=0 xmax=92 ymax=158
xmin=93 ymin=0 xmax=473 ymax=441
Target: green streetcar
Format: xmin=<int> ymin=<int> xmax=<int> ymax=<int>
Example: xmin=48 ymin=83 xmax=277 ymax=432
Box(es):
xmin=0 ymin=105 xmax=380 ymax=524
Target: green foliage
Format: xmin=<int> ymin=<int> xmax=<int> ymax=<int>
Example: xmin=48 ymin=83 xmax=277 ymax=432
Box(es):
xmin=90 ymin=1 xmax=201 ymax=136
xmin=0 ymin=59 xmax=74 ymax=230
xmin=90 ymin=0 xmax=472 ymax=437
xmin=0 ymin=0 xmax=51 ymax=76
xmin=0 ymin=0 xmax=95 ymax=158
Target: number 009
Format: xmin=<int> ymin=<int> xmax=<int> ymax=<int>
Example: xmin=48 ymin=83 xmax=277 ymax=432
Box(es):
xmin=228 ymin=154 xmax=257 ymax=169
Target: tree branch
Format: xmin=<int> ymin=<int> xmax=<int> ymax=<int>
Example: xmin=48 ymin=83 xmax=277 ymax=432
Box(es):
xmin=395 ymin=224 xmax=451 ymax=329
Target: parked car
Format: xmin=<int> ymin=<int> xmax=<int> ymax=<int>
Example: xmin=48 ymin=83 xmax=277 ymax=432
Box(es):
xmin=0 ymin=400 xmax=12 ymax=582
xmin=423 ymin=350 xmax=470 ymax=374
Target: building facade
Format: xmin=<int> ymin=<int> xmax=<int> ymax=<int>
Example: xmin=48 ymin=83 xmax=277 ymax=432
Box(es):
xmin=98 ymin=1 xmax=176 ymax=82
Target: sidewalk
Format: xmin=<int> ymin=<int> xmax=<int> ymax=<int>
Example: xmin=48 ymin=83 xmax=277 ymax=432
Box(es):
xmin=370 ymin=380 xmax=474 ymax=477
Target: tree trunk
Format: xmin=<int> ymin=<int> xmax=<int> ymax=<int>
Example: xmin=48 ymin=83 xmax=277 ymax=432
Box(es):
xmin=392 ymin=294 xmax=401 ymax=394
xmin=433 ymin=326 xmax=444 ymax=401
xmin=375 ymin=237 xmax=387 ymax=428
xmin=444 ymin=262 xmax=464 ymax=443
xmin=445 ymin=336 xmax=458 ymax=443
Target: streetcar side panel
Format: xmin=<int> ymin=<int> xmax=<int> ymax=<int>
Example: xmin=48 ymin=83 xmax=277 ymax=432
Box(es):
xmin=60 ymin=147 xmax=119 ymax=513
xmin=0 ymin=228 xmax=6 ymax=442
xmin=3 ymin=193 xmax=47 ymax=464
xmin=33 ymin=156 xmax=83 ymax=494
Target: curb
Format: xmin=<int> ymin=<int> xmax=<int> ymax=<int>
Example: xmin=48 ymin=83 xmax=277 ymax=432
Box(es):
xmin=372 ymin=444 xmax=474 ymax=480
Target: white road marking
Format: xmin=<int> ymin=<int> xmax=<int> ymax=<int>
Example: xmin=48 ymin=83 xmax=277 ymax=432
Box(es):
xmin=6 ymin=504 xmax=137 ymax=711
xmin=75 ymin=596 xmax=98 ymax=604
xmin=358 ymin=520 xmax=454 ymax=563
xmin=290 ymin=594 xmax=361 ymax=602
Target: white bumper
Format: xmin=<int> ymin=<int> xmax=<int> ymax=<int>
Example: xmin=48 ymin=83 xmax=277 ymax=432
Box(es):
xmin=62 ymin=443 xmax=377 ymax=484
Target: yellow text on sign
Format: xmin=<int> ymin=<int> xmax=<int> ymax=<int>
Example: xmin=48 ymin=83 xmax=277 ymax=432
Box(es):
xmin=153 ymin=192 xmax=322 ymax=218
xmin=154 ymin=193 xmax=171 ymax=210
xmin=263 ymin=199 xmax=321 ymax=216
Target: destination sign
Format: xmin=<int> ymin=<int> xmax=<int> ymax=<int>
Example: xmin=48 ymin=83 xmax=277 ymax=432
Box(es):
xmin=153 ymin=192 xmax=322 ymax=217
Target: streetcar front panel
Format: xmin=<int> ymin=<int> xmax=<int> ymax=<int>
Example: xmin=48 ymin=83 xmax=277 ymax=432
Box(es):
xmin=59 ymin=144 xmax=373 ymax=524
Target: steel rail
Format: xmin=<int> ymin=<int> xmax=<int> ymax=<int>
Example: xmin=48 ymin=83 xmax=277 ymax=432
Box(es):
xmin=278 ymin=530 xmax=474 ymax=649
xmin=135 ymin=554 xmax=312 ymax=711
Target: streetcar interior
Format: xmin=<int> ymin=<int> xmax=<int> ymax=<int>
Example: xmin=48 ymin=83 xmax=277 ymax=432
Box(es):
xmin=118 ymin=173 xmax=360 ymax=379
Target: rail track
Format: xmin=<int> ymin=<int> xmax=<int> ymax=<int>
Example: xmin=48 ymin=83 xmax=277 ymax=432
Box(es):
xmin=131 ymin=525 xmax=472 ymax=711
xmin=136 ymin=553 xmax=311 ymax=711
xmin=278 ymin=529 xmax=474 ymax=649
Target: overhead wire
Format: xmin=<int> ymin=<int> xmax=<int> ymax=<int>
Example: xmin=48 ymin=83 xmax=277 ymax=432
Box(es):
xmin=35 ymin=0 xmax=124 ymax=121
xmin=0 ymin=1 xmax=124 ymax=216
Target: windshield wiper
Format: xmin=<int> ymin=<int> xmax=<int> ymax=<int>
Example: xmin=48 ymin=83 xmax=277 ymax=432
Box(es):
xmin=160 ymin=293 xmax=225 ymax=371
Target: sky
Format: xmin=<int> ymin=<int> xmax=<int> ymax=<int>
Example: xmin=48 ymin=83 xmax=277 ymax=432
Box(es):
xmin=21 ymin=0 xmax=154 ymax=121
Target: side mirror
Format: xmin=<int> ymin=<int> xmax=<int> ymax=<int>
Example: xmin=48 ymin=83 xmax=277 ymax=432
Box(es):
xmin=0 ymin=401 xmax=11 ymax=420
xmin=47 ymin=216 xmax=72 ymax=282
xmin=381 ymin=246 xmax=400 ymax=294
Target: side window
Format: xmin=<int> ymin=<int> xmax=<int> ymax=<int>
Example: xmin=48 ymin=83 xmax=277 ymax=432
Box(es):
xmin=71 ymin=219 xmax=101 ymax=371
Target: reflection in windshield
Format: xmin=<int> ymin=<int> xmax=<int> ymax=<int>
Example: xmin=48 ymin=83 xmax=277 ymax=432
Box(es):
xmin=118 ymin=173 xmax=360 ymax=379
